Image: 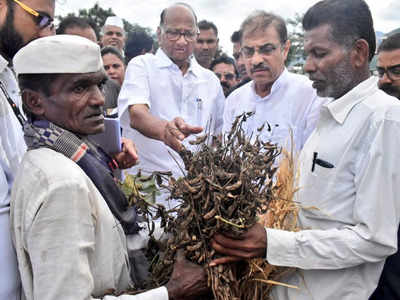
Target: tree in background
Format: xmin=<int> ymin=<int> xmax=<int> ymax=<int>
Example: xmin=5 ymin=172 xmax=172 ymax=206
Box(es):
xmin=57 ymin=2 xmax=156 ymax=45
xmin=286 ymin=13 xmax=306 ymax=74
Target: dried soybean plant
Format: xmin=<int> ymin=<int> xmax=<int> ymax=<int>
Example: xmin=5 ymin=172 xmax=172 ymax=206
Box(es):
xmin=239 ymin=148 xmax=301 ymax=300
xmin=149 ymin=112 xmax=282 ymax=300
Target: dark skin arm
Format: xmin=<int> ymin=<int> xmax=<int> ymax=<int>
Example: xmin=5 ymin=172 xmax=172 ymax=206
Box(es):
xmin=166 ymin=250 xmax=209 ymax=299
xmin=210 ymin=223 xmax=268 ymax=266
xmin=129 ymin=104 xmax=203 ymax=152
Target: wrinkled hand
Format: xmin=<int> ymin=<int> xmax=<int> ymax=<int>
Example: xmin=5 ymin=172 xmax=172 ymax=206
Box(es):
xmin=113 ymin=137 xmax=139 ymax=169
xmin=166 ymin=250 xmax=208 ymax=299
xmin=163 ymin=117 xmax=203 ymax=152
xmin=210 ymin=223 xmax=267 ymax=266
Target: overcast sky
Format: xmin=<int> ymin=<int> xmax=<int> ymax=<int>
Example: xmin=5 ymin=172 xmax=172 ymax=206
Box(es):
xmin=55 ymin=0 xmax=400 ymax=55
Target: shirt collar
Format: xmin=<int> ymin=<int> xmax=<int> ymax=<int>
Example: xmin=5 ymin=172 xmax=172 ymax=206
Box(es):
xmin=251 ymin=67 xmax=288 ymax=99
xmin=326 ymin=76 xmax=378 ymax=124
xmin=0 ymin=54 xmax=9 ymax=74
xmin=155 ymin=48 xmax=200 ymax=77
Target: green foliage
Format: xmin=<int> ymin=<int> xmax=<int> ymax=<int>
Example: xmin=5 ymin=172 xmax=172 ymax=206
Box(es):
xmin=56 ymin=2 xmax=154 ymax=40
xmin=286 ymin=13 xmax=306 ymax=73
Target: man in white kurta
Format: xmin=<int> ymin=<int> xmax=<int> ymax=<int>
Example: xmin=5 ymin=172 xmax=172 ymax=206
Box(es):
xmin=118 ymin=4 xmax=224 ymax=209
xmin=0 ymin=54 xmax=26 ymax=300
xmin=223 ymin=69 xmax=321 ymax=151
xmin=267 ymin=76 xmax=400 ymax=299
xmin=211 ymin=2 xmax=400 ymax=299
xmin=222 ymin=12 xmax=322 ymax=152
xmin=11 ymin=35 xmax=207 ymax=300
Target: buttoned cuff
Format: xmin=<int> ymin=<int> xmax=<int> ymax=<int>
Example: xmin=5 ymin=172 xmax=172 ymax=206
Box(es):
xmin=266 ymin=228 xmax=298 ymax=267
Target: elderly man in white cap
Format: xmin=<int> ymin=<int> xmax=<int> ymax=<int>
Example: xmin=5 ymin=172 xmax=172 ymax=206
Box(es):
xmin=101 ymin=16 xmax=126 ymax=54
xmin=10 ymin=34 xmax=208 ymax=300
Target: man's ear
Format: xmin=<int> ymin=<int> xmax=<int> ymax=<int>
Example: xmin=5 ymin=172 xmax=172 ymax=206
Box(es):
xmin=351 ymin=39 xmax=369 ymax=68
xmin=282 ymin=39 xmax=291 ymax=62
xmin=21 ymin=89 xmax=45 ymax=116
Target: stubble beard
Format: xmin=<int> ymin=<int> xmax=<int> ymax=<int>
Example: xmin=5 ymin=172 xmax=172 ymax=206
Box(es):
xmin=0 ymin=5 xmax=26 ymax=62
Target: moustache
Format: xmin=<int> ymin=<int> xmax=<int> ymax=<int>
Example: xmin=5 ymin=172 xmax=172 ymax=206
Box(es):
xmin=251 ymin=64 xmax=270 ymax=74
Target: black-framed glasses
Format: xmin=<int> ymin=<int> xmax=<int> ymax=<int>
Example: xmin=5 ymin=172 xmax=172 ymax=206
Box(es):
xmin=241 ymin=43 xmax=281 ymax=59
xmin=215 ymin=72 xmax=235 ymax=81
xmin=13 ymin=0 xmax=54 ymax=30
xmin=163 ymin=28 xmax=198 ymax=42
xmin=376 ymin=64 xmax=400 ymax=81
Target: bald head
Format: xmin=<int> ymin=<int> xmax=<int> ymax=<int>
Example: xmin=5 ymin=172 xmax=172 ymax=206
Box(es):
xmin=160 ymin=3 xmax=197 ymax=27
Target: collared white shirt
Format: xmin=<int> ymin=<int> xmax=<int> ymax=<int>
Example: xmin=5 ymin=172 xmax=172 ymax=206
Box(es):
xmin=223 ymin=69 xmax=323 ymax=151
xmin=118 ymin=49 xmax=225 ymax=208
xmin=266 ymin=76 xmax=400 ymax=300
xmin=0 ymin=54 xmax=25 ymax=300
xmin=11 ymin=148 xmax=168 ymax=300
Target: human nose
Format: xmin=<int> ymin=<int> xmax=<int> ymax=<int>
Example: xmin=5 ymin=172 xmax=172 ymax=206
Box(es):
xmin=90 ymin=86 xmax=105 ymax=106
xmin=250 ymin=50 xmax=264 ymax=65
xmin=176 ymin=33 xmax=188 ymax=45
xmin=304 ymin=55 xmax=316 ymax=74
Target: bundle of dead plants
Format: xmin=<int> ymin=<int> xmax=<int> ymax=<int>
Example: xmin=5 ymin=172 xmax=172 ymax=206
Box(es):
xmin=239 ymin=147 xmax=300 ymax=300
xmin=145 ymin=112 xmax=283 ymax=300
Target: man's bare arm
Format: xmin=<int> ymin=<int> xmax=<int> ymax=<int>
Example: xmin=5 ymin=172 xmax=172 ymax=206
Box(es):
xmin=129 ymin=104 xmax=202 ymax=152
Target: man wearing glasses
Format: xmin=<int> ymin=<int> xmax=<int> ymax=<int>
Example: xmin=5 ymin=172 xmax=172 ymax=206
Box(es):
xmin=118 ymin=3 xmax=225 ymax=209
xmin=223 ymin=11 xmax=323 ymax=152
xmin=0 ymin=0 xmax=54 ymax=299
xmin=210 ymin=54 xmax=238 ymax=96
xmin=376 ymin=33 xmax=400 ymax=100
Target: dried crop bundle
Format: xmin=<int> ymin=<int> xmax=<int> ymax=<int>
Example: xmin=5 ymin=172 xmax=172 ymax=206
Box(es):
xmin=149 ymin=112 xmax=282 ymax=300
xmin=240 ymin=148 xmax=300 ymax=299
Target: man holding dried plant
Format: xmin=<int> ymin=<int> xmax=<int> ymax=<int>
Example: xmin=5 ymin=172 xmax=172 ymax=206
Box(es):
xmin=10 ymin=35 xmax=208 ymax=300
xmin=212 ymin=0 xmax=400 ymax=299
xmin=118 ymin=3 xmax=225 ymax=209
xmin=222 ymin=11 xmax=322 ymax=151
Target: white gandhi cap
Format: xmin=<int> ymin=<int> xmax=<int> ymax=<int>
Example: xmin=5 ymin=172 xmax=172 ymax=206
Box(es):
xmin=104 ymin=16 xmax=124 ymax=29
xmin=13 ymin=35 xmax=103 ymax=76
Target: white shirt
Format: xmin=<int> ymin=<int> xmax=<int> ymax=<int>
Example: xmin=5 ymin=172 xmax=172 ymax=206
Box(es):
xmin=266 ymin=77 xmax=400 ymax=300
xmin=0 ymin=54 xmax=25 ymax=300
xmin=118 ymin=49 xmax=225 ymax=208
xmin=11 ymin=148 xmax=168 ymax=300
xmin=223 ymin=69 xmax=323 ymax=151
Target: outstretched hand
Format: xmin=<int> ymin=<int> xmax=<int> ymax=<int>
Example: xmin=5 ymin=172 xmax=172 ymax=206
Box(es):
xmin=163 ymin=117 xmax=203 ymax=152
xmin=166 ymin=250 xmax=209 ymax=299
xmin=210 ymin=223 xmax=267 ymax=266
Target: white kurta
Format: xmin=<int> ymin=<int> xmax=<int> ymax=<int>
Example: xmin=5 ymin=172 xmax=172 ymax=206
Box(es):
xmin=118 ymin=50 xmax=225 ymax=208
xmin=266 ymin=77 xmax=400 ymax=299
xmin=0 ymin=54 xmax=26 ymax=300
xmin=222 ymin=69 xmax=323 ymax=151
xmin=10 ymin=148 xmax=168 ymax=300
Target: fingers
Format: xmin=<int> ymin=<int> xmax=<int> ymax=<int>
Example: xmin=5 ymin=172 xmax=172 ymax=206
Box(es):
xmin=211 ymin=238 xmax=254 ymax=258
xmin=174 ymin=118 xmax=203 ymax=137
xmin=121 ymin=138 xmax=139 ymax=162
xmin=208 ymin=256 xmax=242 ymax=267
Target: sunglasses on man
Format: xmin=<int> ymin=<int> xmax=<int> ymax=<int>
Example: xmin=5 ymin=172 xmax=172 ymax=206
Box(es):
xmin=13 ymin=0 xmax=54 ymax=30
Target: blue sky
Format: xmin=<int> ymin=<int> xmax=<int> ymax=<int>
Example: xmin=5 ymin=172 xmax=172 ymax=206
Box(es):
xmin=55 ymin=0 xmax=400 ymax=55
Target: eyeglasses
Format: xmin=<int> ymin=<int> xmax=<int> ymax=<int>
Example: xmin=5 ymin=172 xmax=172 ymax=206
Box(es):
xmin=241 ymin=43 xmax=281 ymax=59
xmin=13 ymin=0 xmax=54 ymax=30
xmin=376 ymin=64 xmax=400 ymax=81
xmin=215 ymin=72 xmax=236 ymax=81
xmin=233 ymin=52 xmax=242 ymax=61
xmin=162 ymin=28 xmax=198 ymax=42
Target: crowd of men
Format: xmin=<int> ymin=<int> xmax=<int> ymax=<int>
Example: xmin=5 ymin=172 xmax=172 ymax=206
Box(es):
xmin=1 ymin=0 xmax=400 ymax=299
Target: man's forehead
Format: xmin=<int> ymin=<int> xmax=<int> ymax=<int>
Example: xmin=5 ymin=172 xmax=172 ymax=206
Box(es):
xmin=199 ymin=29 xmax=217 ymax=39
xmin=242 ymin=27 xmax=280 ymax=46
xmin=304 ymin=24 xmax=335 ymax=46
xmin=214 ymin=63 xmax=234 ymax=72
xmin=377 ymin=49 xmax=400 ymax=66
xmin=104 ymin=25 xmax=123 ymax=33
xmin=163 ymin=5 xmax=196 ymax=28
